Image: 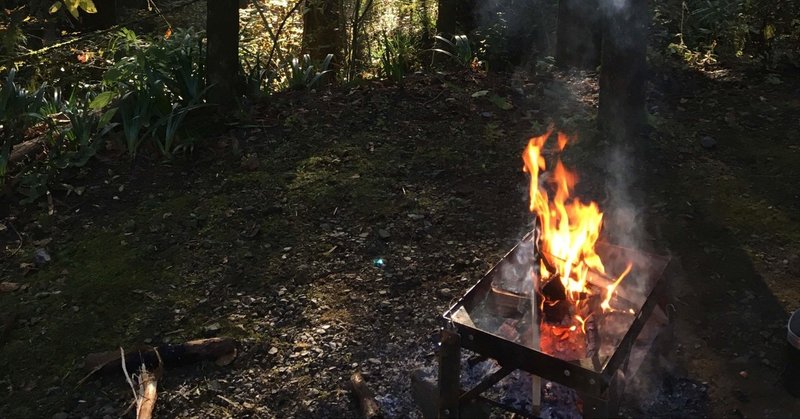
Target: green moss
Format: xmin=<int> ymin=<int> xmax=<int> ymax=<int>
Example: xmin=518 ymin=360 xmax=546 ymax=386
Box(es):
xmin=0 ymin=229 xmax=172 ymax=417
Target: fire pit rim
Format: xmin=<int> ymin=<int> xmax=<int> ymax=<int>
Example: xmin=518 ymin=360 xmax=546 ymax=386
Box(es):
xmin=442 ymin=233 xmax=671 ymax=398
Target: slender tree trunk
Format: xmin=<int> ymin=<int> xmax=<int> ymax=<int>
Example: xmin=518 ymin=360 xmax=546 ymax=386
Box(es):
xmin=555 ymin=0 xmax=601 ymax=69
xmin=417 ymin=0 xmax=432 ymax=50
xmin=436 ymin=0 xmax=475 ymax=37
xmin=436 ymin=0 xmax=457 ymax=37
xmin=206 ymin=0 xmax=240 ymax=109
xmin=302 ymin=0 xmax=343 ymax=70
xmin=598 ymin=0 xmax=648 ymax=143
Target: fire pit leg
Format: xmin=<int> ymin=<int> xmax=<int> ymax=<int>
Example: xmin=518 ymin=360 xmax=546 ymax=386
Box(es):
xmin=439 ymin=328 xmax=461 ymax=418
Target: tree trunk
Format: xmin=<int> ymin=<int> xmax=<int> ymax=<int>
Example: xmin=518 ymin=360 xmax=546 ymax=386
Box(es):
xmin=302 ymin=0 xmax=342 ymax=70
xmin=436 ymin=0 xmax=457 ymax=37
xmin=598 ymin=0 xmax=648 ymax=144
xmin=206 ymin=0 xmax=240 ymax=109
xmin=436 ymin=0 xmax=476 ymax=37
xmin=555 ymin=0 xmax=601 ymax=70
xmin=80 ymin=0 xmax=118 ymax=30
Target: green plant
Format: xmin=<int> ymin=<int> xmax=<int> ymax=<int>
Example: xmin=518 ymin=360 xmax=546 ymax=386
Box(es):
xmin=11 ymin=86 xmax=117 ymax=203
xmin=118 ymin=90 xmax=153 ymax=158
xmin=0 ymin=69 xmax=46 ymax=184
xmin=285 ymin=53 xmax=333 ymax=90
xmin=242 ymin=52 xmax=270 ymax=98
xmin=103 ymin=28 xmax=208 ymax=158
xmin=48 ymin=0 xmax=98 ymax=18
xmin=429 ymin=34 xmax=474 ymax=67
xmin=379 ymin=30 xmax=418 ymax=83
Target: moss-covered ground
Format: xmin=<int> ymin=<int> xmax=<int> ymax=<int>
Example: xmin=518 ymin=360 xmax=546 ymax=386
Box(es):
xmin=1 ymin=66 xmax=799 ymax=417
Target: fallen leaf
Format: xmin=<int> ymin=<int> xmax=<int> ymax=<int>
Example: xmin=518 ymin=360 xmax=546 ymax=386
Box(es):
xmin=0 ymin=282 xmax=20 ymax=293
xmin=471 ymin=90 xmax=489 ymax=98
xmin=488 ymin=94 xmax=514 ymax=110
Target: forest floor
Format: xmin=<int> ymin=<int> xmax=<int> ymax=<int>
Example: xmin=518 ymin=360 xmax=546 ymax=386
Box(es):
xmin=1 ymin=60 xmax=799 ymax=418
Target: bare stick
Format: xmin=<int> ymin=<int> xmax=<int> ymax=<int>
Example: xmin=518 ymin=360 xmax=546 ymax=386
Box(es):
xmin=136 ymin=367 xmax=158 ymax=419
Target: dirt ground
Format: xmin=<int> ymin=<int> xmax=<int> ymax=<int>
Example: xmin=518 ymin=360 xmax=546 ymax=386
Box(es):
xmin=1 ymin=61 xmax=799 ymax=418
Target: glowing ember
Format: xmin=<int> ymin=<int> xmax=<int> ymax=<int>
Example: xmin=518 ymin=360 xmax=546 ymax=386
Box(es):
xmin=522 ymin=128 xmax=634 ymax=355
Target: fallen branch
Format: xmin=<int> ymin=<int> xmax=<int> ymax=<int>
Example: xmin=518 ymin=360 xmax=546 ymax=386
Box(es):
xmin=9 ymin=138 xmax=43 ymax=165
xmin=136 ymin=366 xmax=158 ymax=419
xmin=83 ymin=337 xmax=237 ymax=383
xmin=120 ymin=346 xmax=161 ymax=419
xmin=350 ymin=371 xmax=383 ymax=419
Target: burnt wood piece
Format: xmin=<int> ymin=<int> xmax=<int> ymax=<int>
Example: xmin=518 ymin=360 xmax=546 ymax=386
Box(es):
xmin=438 ymin=329 xmax=461 ymax=418
xmin=350 ymin=371 xmax=383 ymax=419
xmin=540 ymin=276 xmax=571 ymax=324
xmin=85 ymin=337 xmax=238 ymax=374
xmin=488 ymin=286 xmax=528 ymax=318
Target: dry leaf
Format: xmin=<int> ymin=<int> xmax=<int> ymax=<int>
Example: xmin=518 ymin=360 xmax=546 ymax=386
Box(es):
xmin=0 ymin=282 xmax=20 ymax=293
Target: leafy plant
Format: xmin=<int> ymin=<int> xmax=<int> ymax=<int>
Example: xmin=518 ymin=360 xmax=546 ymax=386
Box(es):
xmin=103 ymin=28 xmax=208 ymax=157
xmin=379 ymin=30 xmax=417 ymax=83
xmin=118 ymin=90 xmax=154 ymax=158
xmin=242 ymin=52 xmax=270 ymax=98
xmin=49 ymin=0 xmax=98 ymax=19
xmin=0 ymin=69 xmax=46 ymax=184
xmin=285 ymin=53 xmax=333 ymax=90
xmin=429 ymin=34 xmax=474 ymax=68
xmin=8 ymin=85 xmax=117 ymax=203
xmin=58 ymin=89 xmax=117 ymax=167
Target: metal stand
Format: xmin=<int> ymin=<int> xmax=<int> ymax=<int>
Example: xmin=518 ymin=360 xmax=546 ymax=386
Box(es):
xmin=437 ymin=327 xmax=619 ymax=419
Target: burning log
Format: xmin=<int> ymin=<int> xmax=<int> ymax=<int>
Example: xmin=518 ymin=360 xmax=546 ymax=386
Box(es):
xmin=350 ymin=371 xmax=383 ymax=419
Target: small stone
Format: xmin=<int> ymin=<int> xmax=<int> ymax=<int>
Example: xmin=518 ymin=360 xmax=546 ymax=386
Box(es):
xmin=738 ymin=370 xmax=748 ymax=378
xmin=204 ymin=322 xmax=222 ymax=332
xmin=367 ymin=358 xmax=381 ymax=365
xmin=34 ymin=248 xmax=52 ymax=267
xmin=700 ymin=136 xmax=717 ymax=149
xmin=378 ymin=229 xmax=391 ymax=239
xmin=268 ymin=347 xmax=279 ymax=355
xmin=437 ymin=288 xmax=453 ymax=299
xmin=122 ymin=219 xmax=136 ymax=233
xmin=241 ymin=154 xmax=260 ymax=171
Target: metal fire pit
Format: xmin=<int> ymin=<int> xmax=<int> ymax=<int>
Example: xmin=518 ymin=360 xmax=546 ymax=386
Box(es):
xmin=439 ymin=232 xmax=671 ymax=418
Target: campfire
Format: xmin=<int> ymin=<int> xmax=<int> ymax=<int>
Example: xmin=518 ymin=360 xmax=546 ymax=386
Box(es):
xmin=522 ymin=128 xmax=634 ymax=361
xmin=435 ymin=129 xmax=672 ymax=418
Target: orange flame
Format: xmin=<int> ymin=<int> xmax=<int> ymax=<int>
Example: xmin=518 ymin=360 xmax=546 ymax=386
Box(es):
xmin=522 ymin=129 xmax=634 ymax=336
xmin=523 ymin=130 xmax=605 ymax=302
xmin=601 ymin=262 xmax=633 ymax=312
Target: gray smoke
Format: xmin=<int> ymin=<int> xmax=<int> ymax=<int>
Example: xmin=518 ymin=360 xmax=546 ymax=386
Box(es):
xmin=603 ymin=145 xmax=646 ymax=251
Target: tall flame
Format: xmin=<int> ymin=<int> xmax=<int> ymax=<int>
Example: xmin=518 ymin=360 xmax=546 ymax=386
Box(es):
xmin=522 ymin=129 xmax=632 ymax=316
